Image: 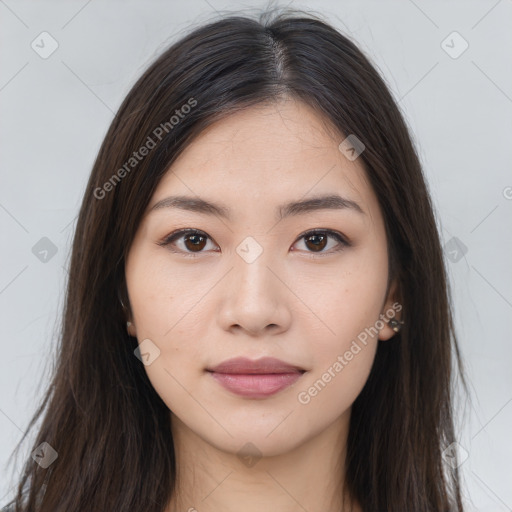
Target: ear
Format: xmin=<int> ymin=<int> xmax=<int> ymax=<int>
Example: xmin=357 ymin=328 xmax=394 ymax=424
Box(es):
xmin=378 ymin=278 xmax=403 ymax=341
xmin=127 ymin=320 xmax=137 ymax=338
xmin=118 ymin=284 xmax=137 ymax=338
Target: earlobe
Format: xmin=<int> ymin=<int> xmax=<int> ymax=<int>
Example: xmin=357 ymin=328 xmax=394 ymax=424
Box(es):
xmin=118 ymin=286 xmax=136 ymax=337
xmin=126 ymin=321 xmax=137 ymax=337
xmin=378 ymin=317 xmax=404 ymax=341
xmin=378 ymin=323 xmax=395 ymax=341
xmin=378 ymin=278 xmax=404 ymax=341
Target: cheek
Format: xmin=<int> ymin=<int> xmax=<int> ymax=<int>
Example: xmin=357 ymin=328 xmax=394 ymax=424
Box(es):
xmin=294 ymin=264 xmax=385 ymax=413
xmin=126 ymin=247 xmax=209 ymax=381
xmin=127 ymin=269 xmax=205 ymax=414
xmin=293 ymin=250 xmax=387 ymax=412
xmin=295 ymin=340 xmax=377 ymax=422
xmin=296 ymin=251 xmax=388 ymax=353
xmin=127 ymin=248 xmax=196 ymax=336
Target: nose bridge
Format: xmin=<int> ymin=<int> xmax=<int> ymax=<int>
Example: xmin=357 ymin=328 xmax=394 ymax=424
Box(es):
xmin=217 ymin=234 xmax=288 ymax=333
xmin=217 ymin=232 xmax=291 ymax=335
xmin=232 ymin=234 xmax=277 ymax=299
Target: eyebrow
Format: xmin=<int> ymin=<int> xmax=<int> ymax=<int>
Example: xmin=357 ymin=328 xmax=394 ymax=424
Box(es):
xmin=148 ymin=193 xmax=366 ymax=220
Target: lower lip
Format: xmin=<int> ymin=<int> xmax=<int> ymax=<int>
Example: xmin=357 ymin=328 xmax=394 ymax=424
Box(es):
xmin=208 ymin=371 xmax=304 ymax=398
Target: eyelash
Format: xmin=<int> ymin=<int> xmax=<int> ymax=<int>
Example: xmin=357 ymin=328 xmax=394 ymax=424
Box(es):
xmin=157 ymin=228 xmax=351 ymax=258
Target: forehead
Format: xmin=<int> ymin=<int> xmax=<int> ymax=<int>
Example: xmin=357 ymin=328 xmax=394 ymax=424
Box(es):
xmin=148 ymin=99 xmax=379 ymax=227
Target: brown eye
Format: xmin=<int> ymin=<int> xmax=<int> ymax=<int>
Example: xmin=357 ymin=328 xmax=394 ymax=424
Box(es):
xmin=159 ymin=229 xmax=217 ymax=256
xmin=293 ymin=229 xmax=349 ymax=256
xmin=304 ymin=233 xmax=328 ymax=252
xmin=183 ymin=233 xmax=207 ymax=252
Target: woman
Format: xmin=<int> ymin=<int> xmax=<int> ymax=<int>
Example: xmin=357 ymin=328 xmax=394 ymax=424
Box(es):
xmin=4 ymin=7 xmax=468 ymax=512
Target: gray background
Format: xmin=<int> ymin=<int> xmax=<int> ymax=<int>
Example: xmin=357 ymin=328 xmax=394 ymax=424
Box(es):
xmin=1 ymin=0 xmax=511 ymax=510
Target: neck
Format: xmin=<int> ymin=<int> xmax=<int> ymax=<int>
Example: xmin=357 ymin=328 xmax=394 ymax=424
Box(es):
xmin=165 ymin=411 xmax=360 ymax=512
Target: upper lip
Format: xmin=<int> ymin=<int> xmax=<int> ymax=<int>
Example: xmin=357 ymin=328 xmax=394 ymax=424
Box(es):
xmin=207 ymin=357 xmax=306 ymax=374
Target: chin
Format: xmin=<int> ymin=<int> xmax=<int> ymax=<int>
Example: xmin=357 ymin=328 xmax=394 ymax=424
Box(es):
xmin=209 ymin=430 xmax=304 ymax=460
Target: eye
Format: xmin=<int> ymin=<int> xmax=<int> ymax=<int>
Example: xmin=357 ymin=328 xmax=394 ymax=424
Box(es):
xmin=291 ymin=229 xmax=350 ymax=256
xmin=158 ymin=229 xmax=218 ymax=257
xmin=158 ymin=228 xmax=350 ymax=257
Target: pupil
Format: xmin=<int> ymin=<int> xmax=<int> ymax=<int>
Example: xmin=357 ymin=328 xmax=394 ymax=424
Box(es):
xmin=185 ymin=234 xmax=206 ymax=251
xmin=306 ymin=234 xmax=326 ymax=252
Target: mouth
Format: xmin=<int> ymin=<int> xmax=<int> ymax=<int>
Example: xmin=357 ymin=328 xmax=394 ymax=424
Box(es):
xmin=206 ymin=357 xmax=307 ymax=398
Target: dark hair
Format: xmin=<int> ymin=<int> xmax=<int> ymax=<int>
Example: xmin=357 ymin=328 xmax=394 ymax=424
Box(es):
xmin=5 ymin=7 xmax=468 ymax=511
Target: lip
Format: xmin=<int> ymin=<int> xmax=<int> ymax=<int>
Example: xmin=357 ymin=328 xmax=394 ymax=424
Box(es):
xmin=207 ymin=356 xmax=305 ymax=374
xmin=206 ymin=357 xmax=306 ymax=398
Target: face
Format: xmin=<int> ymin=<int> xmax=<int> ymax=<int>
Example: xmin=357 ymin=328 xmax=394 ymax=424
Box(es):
xmin=125 ymin=98 xmax=399 ymax=457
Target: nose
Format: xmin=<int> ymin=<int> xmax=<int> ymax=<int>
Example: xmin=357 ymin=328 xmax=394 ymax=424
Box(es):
xmin=217 ymin=248 xmax=292 ymax=337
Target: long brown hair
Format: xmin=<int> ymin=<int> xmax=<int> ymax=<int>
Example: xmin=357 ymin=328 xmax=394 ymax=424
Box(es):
xmin=5 ymin=7 xmax=468 ymax=511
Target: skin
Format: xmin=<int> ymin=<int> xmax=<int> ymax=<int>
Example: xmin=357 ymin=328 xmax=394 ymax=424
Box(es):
xmin=125 ymin=97 xmax=401 ymax=512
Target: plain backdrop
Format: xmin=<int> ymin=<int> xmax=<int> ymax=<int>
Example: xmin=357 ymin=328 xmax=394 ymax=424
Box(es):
xmin=1 ymin=1 xmax=511 ymax=510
